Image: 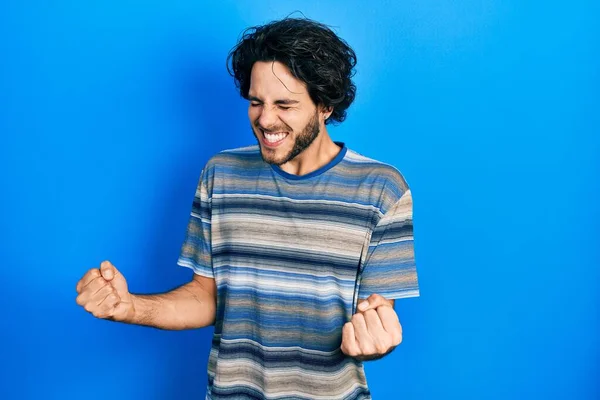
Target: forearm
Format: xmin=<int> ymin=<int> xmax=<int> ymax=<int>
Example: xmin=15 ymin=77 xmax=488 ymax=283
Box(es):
xmin=126 ymin=280 xmax=216 ymax=330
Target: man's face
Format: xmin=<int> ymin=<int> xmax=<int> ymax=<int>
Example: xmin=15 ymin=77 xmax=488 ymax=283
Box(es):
xmin=248 ymin=61 xmax=321 ymax=165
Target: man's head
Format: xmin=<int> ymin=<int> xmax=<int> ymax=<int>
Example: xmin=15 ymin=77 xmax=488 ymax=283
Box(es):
xmin=227 ymin=18 xmax=357 ymax=165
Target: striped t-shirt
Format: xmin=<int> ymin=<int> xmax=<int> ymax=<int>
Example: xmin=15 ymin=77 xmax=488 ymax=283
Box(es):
xmin=177 ymin=142 xmax=419 ymax=400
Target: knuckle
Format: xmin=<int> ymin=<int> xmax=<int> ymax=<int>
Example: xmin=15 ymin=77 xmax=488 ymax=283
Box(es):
xmin=391 ymin=329 xmax=402 ymax=345
xmin=340 ymin=343 xmax=348 ymax=354
xmin=83 ymin=303 xmax=94 ymax=313
xmin=370 ymin=294 xmax=383 ymax=305
xmin=342 ymin=343 xmax=357 ymax=357
xmin=104 ymin=293 xmax=119 ymax=307
xmin=361 ymin=343 xmax=375 ymax=355
xmin=385 ymin=335 xmax=394 ymax=347
xmin=375 ymin=343 xmax=387 ymax=354
xmin=376 ymin=337 xmax=391 ymax=353
xmin=394 ymin=333 xmax=403 ymax=346
xmin=97 ymin=276 xmax=109 ymax=285
xmin=103 ymin=306 xmax=115 ymax=318
xmin=95 ymin=304 xmax=114 ymax=319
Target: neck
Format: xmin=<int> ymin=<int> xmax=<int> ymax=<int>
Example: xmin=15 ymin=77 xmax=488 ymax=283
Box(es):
xmin=278 ymin=126 xmax=341 ymax=176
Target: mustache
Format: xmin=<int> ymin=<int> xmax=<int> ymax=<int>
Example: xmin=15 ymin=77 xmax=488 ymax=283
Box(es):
xmin=254 ymin=121 xmax=291 ymax=133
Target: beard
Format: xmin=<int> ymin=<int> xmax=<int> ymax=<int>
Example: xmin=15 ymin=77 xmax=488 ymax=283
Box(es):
xmin=253 ymin=111 xmax=320 ymax=166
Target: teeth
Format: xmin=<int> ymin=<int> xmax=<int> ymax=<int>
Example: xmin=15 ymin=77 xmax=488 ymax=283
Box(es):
xmin=264 ymin=132 xmax=287 ymax=143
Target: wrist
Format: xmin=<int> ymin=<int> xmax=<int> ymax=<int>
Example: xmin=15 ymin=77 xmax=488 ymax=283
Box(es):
xmin=124 ymin=293 xmax=139 ymax=324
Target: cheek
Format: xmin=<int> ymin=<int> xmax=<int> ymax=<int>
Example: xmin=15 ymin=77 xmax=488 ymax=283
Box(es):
xmin=280 ymin=114 xmax=304 ymax=132
xmin=248 ymin=106 xmax=258 ymax=123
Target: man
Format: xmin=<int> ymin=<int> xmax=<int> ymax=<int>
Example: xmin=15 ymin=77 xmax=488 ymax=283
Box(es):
xmin=75 ymin=17 xmax=419 ymax=399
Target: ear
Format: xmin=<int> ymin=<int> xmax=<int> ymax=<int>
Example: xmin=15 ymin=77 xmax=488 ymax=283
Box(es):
xmin=319 ymin=105 xmax=333 ymax=122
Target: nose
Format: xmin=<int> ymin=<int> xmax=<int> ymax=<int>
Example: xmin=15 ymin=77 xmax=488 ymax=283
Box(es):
xmin=257 ymin=106 xmax=279 ymax=131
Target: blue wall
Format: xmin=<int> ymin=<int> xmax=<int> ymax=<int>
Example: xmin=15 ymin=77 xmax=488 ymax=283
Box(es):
xmin=1 ymin=1 xmax=598 ymax=399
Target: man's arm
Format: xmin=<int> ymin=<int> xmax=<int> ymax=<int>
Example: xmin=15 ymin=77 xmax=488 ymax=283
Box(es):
xmin=76 ymin=260 xmax=217 ymax=330
xmin=129 ymin=273 xmax=216 ymax=330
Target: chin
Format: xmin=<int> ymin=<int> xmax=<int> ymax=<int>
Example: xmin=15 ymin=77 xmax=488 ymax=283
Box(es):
xmin=260 ymin=148 xmax=288 ymax=166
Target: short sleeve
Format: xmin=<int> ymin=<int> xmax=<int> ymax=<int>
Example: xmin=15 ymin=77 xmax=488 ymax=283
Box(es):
xmin=356 ymin=189 xmax=419 ymax=302
xmin=176 ymin=169 xmax=214 ymax=278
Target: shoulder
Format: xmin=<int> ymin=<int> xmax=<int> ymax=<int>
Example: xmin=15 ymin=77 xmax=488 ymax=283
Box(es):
xmin=200 ymin=144 xmax=264 ymax=177
xmin=205 ymin=144 xmax=262 ymax=170
xmin=343 ymin=148 xmax=410 ymax=199
xmin=195 ymin=144 xmax=263 ymax=190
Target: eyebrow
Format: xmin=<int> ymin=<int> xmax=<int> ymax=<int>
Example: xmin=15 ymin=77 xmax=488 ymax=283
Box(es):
xmin=248 ymin=96 xmax=299 ymax=105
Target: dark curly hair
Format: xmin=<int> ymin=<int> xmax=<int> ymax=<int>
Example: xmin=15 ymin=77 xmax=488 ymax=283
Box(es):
xmin=226 ymin=17 xmax=357 ymax=125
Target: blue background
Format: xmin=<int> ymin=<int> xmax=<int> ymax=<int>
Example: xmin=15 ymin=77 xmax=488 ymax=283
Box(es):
xmin=1 ymin=1 xmax=598 ymax=399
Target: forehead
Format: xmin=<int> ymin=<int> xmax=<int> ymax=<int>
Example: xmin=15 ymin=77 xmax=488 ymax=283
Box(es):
xmin=248 ymin=61 xmax=311 ymax=101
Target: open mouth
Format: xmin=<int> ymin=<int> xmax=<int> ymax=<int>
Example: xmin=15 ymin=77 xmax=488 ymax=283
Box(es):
xmin=261 ymin=130 xmax=289 ymax=148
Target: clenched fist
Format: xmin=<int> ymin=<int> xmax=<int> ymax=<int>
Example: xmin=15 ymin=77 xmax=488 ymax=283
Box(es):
xmin=341 ymin=294 xmax=402 ymax=359
xmin=75 ymin=260 xmax=135 ymax=322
